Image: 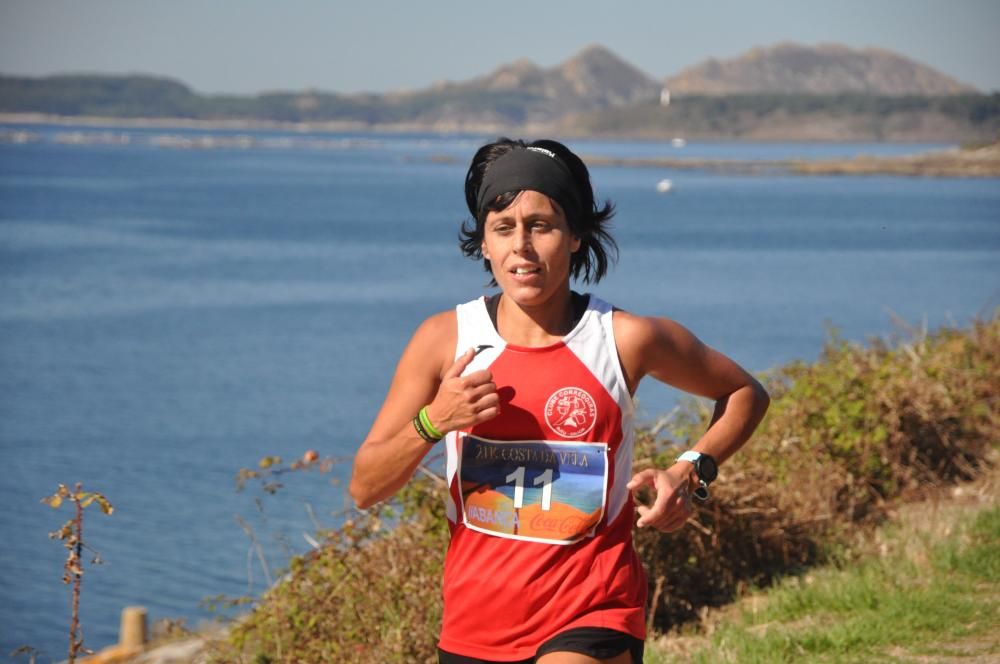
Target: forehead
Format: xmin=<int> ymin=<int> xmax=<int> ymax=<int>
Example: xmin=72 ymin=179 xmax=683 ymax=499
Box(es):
xmin=485 ymin=190 xmax=565 ymax=222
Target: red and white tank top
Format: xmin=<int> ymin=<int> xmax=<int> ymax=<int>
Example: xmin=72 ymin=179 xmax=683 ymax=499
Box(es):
xmin=438 ymin=294 xmax=647 ymax=660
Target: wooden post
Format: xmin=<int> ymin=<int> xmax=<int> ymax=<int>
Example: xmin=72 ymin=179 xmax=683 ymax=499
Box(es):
xmin=119 ymin=606 xmax=147 ymax=649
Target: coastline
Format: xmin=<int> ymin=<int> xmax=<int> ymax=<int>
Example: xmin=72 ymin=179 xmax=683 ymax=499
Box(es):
xmin=0 ymin=112 xmax=529 ymax=136
xmin=3 ymin=113 xmax=998 ymax=177
xmin=0 ymin=111 xmax=988 ymax=143
xmin=581 ymin=140 xmax=1000 ymax=177
xmin=785 ymin=141 xmax=1000 ymax=177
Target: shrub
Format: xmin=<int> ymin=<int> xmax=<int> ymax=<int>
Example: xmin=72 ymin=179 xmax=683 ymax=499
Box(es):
xmin=636 ymin=313 xmax=998 ymax=628
xmin=217 ymin=312 xmax=998 ymax=661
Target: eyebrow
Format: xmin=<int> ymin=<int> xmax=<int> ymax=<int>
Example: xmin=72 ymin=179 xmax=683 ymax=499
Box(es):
xmin=487 ymin=211 xmax=558 ymax=226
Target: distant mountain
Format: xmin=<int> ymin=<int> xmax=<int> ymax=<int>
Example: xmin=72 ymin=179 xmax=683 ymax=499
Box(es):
xmin=384 ymin=44 xmax=660 ymax=126
xmin=556 ymin=44 xmax=662 ymax=106
xmin=0 ymin=45 xmax=656 ymax=129
xmin=665 ymin=42 xmax=979 ymax=96
xmin=3 ymin=43 xmax=997 ymax=140
xmin=0 ymin=74 xmax=205 ymax=117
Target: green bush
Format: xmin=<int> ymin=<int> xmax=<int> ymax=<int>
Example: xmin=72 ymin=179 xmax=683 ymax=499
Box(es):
xmin=636 ymin=313 xmax=997 ymax=629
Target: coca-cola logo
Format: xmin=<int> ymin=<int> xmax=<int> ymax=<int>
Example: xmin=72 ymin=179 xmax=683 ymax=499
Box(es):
xmin=529 ymin=512 xmax=590 ymax=536
xmin=544 ymin=387 xmax=597 ymax=438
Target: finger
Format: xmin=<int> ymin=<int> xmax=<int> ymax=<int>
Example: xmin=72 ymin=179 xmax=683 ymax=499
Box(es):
xmin=468 ymin=381 xmax=498 ymax=401
xmin=638 ymin=498 xmax=691 ymax=530
xmin=442 ymin=348 xmax=476 ymax=380
xmin=636 ymin=477 xmax=686 ymax=527
xmin=626 ymin=469 xmax=656 ymax=491
xmin=461 ymin=369 xmax=494 ymax=387
xmin=644 ymin=480 xmax=674 ymax=522
xmin=635 ymin=504 xmax=652 ymax=525
xmin=473 ymin=406 xmax=500 ymax=423
xmin=658 ymin=492 xmax=695 ymax=530
xmin=472 ymin=391 xmax=500 ymax=410
xmin=636 ymin=504 xmax=672 ymax=529
xmin=636 ymin=503 xmax=668 ymax=528
xmin=657 ymin=514 xmax=689 ymax=533
xmin=658 ymin=504 xmax=694 ymax=532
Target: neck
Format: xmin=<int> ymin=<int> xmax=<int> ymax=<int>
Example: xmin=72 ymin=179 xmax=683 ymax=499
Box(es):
xmin=496 ymin=288 xmax=577 ymax=347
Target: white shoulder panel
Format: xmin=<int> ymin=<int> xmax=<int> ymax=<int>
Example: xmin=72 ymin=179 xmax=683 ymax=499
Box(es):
xmin=446 ymin=297 xmax=506 ymax=523
xmin=564 ymin=295 xmax=636 ymax=524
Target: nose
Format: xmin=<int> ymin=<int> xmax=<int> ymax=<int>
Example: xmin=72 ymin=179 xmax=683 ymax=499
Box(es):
xmin=512 ymin=224 xmax=532 ymax=254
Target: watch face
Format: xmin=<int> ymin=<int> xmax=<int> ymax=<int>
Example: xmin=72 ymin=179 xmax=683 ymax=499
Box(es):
xmin=697 ymin=454 xmax=718 ymax=483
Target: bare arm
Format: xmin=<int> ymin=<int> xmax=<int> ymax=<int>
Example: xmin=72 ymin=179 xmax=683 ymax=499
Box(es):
xmin=349 ymin=311 xmax=499 ymax=509
xmin=614 ymin=311 xmax=770 ymax=531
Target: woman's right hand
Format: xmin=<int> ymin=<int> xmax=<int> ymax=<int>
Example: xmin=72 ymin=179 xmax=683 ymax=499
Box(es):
xmin=425 ymin=348 xmax=500 ymax=434
xmin=352 ymin=315 xmax=491 ymax=508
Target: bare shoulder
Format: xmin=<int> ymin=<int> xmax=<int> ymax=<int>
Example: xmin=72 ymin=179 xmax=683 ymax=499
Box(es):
xmin=613 ymin=308 xmax=690 ymax=394
xmin=613 ymin=308 xmax=700 ymax=357
xmin=404 ymin=309 xmax=458 ymax=380
xmin=412 ymin=309 xmax=456 ymax=342
xmin=613 ymin=308 xmax=749 ymax=399
xmin=363 ymin=308 xmax=457 ymax=443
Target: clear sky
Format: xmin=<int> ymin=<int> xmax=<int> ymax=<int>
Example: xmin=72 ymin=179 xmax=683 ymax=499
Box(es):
xmin=2 ymin=0 xmax=998 ymax=95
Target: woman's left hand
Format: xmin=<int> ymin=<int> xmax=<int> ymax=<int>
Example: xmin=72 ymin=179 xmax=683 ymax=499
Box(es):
xmin=626 ymin=464 xmax=694 ymax=532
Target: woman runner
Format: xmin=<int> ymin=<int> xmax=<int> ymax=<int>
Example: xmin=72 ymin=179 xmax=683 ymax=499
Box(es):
xmin=350 ymin=138 xmax=770 ymax=663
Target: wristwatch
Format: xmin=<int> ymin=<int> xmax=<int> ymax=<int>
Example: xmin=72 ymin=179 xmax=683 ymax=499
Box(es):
xmin=676 ymin=450 xmax=718 ymax=502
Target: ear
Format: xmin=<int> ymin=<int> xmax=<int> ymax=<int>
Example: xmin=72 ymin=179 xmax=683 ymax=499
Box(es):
xmin=481 ymin=241 xmax=490 ymax=260
xmin=570 ymin=235 xmax=582 ymax=253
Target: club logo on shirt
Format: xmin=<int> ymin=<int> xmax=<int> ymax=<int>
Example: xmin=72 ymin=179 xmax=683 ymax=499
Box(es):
xmin=544 ymin=387 xmax=597 ymax=438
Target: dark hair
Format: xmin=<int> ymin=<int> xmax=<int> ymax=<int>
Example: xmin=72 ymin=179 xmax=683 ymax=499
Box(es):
xmin=460 ymin=137 xmax=617 ymax=284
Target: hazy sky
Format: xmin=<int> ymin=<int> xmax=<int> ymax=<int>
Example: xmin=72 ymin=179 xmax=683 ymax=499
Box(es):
xmin=2 ymin=0 xmax=998 ymax=95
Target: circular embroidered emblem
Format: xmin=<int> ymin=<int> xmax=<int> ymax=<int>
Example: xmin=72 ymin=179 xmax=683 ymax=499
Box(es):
xmin=544 ymin=387 xmax=598 ymax=438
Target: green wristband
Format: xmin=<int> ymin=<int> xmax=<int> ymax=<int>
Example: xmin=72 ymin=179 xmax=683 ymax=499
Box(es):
xmin=418 ymin=406 xmax=444 ymax=440
xmin=412 ymin=415 xmax=439 ymax=444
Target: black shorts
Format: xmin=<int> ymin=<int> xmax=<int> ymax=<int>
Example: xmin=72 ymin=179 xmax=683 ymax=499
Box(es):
xmin=438 ymin=627 xmax=644 ymax=663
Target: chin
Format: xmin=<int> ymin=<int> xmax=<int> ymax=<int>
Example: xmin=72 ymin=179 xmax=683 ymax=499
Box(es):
xmin=499 ymin=283 xmax=557 ymax=307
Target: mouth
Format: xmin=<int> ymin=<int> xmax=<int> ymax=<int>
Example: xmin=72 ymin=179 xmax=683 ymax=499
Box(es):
xmin=511 ymin=266 xmax=541 ymax=276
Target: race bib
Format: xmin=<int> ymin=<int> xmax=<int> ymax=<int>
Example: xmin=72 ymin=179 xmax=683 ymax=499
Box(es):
xmin=457 ymin=435 xmax=608 ymax=545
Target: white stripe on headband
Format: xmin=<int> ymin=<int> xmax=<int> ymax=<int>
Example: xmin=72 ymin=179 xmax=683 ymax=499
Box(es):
xmin=526 ymin=146 xmax=557 ymax=159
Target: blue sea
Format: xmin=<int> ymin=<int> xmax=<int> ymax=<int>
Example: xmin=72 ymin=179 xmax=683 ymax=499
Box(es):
xmin=1 ymin=125 xmax=998 ymax=660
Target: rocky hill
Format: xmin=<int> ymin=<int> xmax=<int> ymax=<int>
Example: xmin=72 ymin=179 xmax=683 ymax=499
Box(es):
xmin=665 ymin=42 xmax=979 ymax=96
xmin=0 ymin=45 xmax=660 ymax=131
xmin=3 ymin=43 xmax=997 ymax=140
xmin=384 ymin=44 xmax=660 ymax=126
xmin=555 ymin=44 xmax=662 ymax=106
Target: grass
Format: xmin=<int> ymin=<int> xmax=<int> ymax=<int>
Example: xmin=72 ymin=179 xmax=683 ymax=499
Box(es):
xmin=647 ymin=479 xmax=1000 ymax=663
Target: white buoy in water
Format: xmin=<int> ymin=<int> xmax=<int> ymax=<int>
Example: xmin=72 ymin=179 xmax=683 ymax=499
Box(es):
xmin=671 ymin=137 xmax=686 ymax=148
xmin=656 ymin=179 xmax=673 ymax=193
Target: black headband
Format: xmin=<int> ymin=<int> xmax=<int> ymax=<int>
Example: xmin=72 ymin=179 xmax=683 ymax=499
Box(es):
xmin=476 ymin=146 xmax=581 ymax=222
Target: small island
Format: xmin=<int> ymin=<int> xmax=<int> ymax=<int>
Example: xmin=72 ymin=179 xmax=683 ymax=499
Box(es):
xmin=787 ymin=139 xmax=1000 ymax=177
xmin=583 ymin=139 xmax=1000 ymax=178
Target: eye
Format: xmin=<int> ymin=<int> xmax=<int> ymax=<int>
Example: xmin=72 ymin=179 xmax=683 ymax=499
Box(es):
xmin=491 ymin=223 xmax=513 ymax=235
